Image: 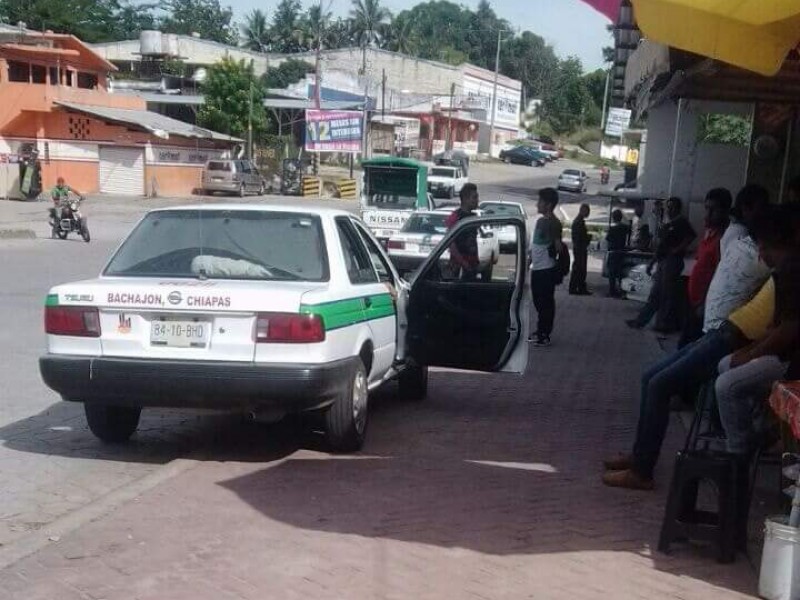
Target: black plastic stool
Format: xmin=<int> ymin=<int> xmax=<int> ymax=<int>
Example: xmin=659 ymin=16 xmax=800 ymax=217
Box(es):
xmin=657 ymin=383 xmax=742 ymax=563
xmin=657 ymin=449 xmax=740 ymax=563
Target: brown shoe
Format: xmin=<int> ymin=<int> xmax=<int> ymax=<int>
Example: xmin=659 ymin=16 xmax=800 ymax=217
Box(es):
xmin=603 ymin=453 xmax=634 ymax=471
xmin=602 ymin=469 xmax=654 ymax=491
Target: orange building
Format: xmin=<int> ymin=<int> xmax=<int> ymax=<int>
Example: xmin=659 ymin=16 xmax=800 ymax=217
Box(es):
xmin=0 ymin=29 xmax=240 ymax=198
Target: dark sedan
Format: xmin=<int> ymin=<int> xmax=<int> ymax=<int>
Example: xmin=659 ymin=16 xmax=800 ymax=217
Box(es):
xmin=499 ymin=146 xmax=546 ymax=167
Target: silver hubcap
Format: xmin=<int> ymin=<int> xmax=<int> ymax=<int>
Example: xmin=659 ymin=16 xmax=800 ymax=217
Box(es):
xmin=352 ymin=369 xmax=368 ymax=435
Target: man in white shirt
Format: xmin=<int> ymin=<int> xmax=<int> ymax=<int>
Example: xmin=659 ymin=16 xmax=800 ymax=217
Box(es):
xmin=528 ymin=187 xmax=563 ymax=347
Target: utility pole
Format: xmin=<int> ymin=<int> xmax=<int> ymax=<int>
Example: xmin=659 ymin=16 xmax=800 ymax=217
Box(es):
xmin=447 ymin=82 xmax=456 ymax=152
xmin=488 ymin=28 xmax=503 ymax=158
xmin=381 ymin=68 xmax=386 ymax=121
xmin=314 ymin=0 xmax=323 ymax=110
xmin=247 ymin=81 xmax=253 ymax=159
xmin=600 ymin=67 xmax=611 ymax=131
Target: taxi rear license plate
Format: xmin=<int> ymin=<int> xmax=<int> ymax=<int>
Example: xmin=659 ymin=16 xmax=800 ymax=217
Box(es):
xmin=151 ymin=319 xmax=209 ymax=348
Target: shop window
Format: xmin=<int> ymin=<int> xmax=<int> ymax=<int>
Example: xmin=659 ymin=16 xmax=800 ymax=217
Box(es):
xmin=8 ymin=60 xmax=29 ymax=82
xmin=64 ymin=70 xmax=73 ymax=87
xmin=77 ymin=72 xmax=97 ymax=90
xmin=31 ymin=64 xmax=46 ymax=84
xmin=49 ymin=67 xmax=59 ymax=85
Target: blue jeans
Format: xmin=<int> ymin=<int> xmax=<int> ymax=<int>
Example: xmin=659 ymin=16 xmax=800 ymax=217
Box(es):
xmin=632 ymin=323 xmax=743 ymax=478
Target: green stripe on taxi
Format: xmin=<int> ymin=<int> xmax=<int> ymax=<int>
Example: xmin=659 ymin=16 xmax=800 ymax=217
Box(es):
xmin=301 ymin=293 xmax=395 ymax=331
xmin=45 ymin=294 xmax=59 ymax=306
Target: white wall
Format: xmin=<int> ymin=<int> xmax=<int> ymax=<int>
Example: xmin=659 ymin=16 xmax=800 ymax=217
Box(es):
xmin=641 ymin=100 xmax=752 ymax=202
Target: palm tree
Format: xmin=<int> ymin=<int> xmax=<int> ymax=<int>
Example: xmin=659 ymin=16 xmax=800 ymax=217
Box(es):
xmin=300 ymin=4 xmax=332 ymax=51
xmin=385 ymin=14 xmax=417 ymax=55
xmin=350 ymin=0 xmax=390 ymax=71
xmin=241 ymin=9 xmax=271 ymax=52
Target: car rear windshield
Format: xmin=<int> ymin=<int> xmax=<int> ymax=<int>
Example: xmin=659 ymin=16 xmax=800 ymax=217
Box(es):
xmin=365 ymin=166 xmax=418 ymax=209
xmin=207 ymin=161 xmax=232 ymax=172
xmin=402 ymin=213 xmax=448 ymax=234
xmin=430 ymin=168 xmax=456 ymax=178
xmin=563 ymin=170 xmax=580 ymax=176
xmin=104 ymin=210 xmax=329 ymax=282
xmin=480 ymin=203 xmax=522 ymax=216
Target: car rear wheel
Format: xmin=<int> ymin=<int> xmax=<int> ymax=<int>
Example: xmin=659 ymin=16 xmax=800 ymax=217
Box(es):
xmin=398 ymin=364 xmax=428 ymax=401
xmin=325 ymin=360 xmax=368 ymax=452
xmin=84 ymin=404 xmax=141 ymax=443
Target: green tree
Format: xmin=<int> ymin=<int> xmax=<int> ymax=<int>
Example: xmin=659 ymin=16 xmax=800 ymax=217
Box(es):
xmin=350 ymin=0 xmax=390 ymax=68
xmin=198 ymin=57 xmax=266 ymax=140
xmin=241 ymin=9 xmax=271 ymax=52
xmin=0 ymin=0 xmax=157 ymax=43
xmin=384 ymin=12 xmax=417 ymax=55
xmin=583 ymin=69 xmax=607 ymax=111
xmin=161 ymin=0 xmax=235 ymax=45
xmin=539 ymin=57 xmax=592 ymax=135
xmin=262 ymin=59 xmax=314 ymax=90
xmin=324 ymin=17 xmax=352 ymax=49
xmin=270 ymin=0 xmax=303 ymax=53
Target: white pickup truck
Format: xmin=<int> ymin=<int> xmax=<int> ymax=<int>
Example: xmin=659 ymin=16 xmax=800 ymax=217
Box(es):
xmin=427 ymin=166 xmax=468 ymax=199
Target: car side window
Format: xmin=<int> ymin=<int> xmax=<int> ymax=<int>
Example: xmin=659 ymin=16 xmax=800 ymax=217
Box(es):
xmin=336 ymin=218 xmax=379 ymax=284
xmin=352 ymin=221 xmax=394 ymax=284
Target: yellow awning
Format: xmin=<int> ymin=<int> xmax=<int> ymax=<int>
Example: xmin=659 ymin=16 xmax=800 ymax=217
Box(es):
xmin=632 ymin=0 xmax=800 ymax=76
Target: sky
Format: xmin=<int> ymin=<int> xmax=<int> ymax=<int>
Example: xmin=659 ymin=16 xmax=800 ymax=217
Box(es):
xmin=230 ymin=0 xmax=613 ymax=72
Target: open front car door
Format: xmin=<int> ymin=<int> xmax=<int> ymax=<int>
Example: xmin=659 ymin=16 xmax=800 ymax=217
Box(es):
xmin=405 ymin=215 xmax=530 ymax=373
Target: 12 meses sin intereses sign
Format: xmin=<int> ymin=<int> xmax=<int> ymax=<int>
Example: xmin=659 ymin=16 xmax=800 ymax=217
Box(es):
xmin=305 ymin=110 xmax=364 ymax=153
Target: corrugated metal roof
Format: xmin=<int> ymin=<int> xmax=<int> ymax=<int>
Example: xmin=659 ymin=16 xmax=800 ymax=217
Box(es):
xmin=54 ymin=101 xmax=241 ymax=143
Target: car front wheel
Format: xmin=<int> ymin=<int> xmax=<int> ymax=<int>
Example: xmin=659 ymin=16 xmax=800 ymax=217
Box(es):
xmin=325 ymin=360 xmax=368 ymax=452
xmin=84 ymin=404 xmax=141 ymax=443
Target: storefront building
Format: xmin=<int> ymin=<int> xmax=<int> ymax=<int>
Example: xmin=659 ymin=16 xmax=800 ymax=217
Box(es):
xmin=0 ymin=29 xmax=239 ymax=198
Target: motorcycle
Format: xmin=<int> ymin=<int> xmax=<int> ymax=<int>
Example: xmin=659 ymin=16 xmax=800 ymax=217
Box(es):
xmin=50 ymin=195 xmax=90 ymax=242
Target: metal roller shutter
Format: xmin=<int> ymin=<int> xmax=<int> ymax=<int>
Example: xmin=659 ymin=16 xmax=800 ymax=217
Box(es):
xmin=99 ymin=146 xmax=144 ymax=196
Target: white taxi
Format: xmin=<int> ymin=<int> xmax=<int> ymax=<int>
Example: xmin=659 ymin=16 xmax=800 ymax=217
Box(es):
xmin=40 ymin=205 xmax=530 ymax=452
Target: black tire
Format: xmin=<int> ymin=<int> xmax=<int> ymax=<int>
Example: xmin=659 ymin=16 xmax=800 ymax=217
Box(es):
xmin=325 ymin=361 xmax=368 ymax=452
xmin=84 ymin=404 xmax=141 ymax=443
xmin=398 ymin=364 xmax=428 ymax=401
xmin=56 ymin=229 xmax=68 ymax=240
xmin=80 ymin=222 xmax=90 ymax=243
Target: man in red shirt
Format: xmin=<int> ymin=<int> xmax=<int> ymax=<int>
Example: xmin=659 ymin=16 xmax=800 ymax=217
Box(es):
xmin=679 ymin=188 xmax=732 ymax=348
xmin=445 ymin=183 xmax=481 ymax=279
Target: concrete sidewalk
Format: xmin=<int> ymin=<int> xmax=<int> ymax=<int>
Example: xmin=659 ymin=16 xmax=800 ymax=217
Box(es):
xmin=0 ymin=283 xmax=758 ymax=600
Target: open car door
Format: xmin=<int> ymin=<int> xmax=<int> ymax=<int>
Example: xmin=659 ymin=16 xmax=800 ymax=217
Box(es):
xmin=406 ymin=215 xmax=530 ymax=373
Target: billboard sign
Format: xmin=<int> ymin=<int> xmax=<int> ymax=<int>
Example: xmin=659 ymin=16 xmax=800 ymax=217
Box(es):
xmin=605 ymin=107 xmax=632 ymax=138
xmin=305 ymin=110 xmax=363 ymax=153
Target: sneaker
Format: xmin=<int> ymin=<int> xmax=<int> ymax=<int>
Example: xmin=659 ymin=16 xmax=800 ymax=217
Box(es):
xmin=527 ymin=331 xmax=540 ymax=343
xmin=533 ymin=335 xmax=551 ymax=347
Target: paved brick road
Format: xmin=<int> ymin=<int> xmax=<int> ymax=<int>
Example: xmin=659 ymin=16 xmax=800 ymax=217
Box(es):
xmin=0 ymin=285 xmax=758 ymax=599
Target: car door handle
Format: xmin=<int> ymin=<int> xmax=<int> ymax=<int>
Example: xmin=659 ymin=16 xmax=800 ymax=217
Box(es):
xmin=364 ymin=297 xmax=372 ymax=308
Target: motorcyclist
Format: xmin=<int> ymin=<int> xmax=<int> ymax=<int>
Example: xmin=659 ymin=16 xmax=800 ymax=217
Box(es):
xmin=50 ymin=177 xmax=84 ymax=225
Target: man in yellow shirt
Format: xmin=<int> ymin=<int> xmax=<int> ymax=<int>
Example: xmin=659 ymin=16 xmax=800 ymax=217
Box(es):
xmin=603 ymin=268 xmax=776 ymax=490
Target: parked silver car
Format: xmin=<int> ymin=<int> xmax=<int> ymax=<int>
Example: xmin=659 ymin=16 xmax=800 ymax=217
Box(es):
xmin=557 ymin=169 xmax=588 ymax=193
xmin=202 ymin=159 xmax=266 ymax=197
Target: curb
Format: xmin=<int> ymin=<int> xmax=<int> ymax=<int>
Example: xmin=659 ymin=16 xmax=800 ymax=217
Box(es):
xmin=0 ymin=228 xmax=36 ymax=240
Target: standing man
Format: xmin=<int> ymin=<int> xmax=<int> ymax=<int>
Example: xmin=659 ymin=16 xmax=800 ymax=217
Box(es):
xmin=627 ymin=197 xmax=696 ymax=333
xmin=606 ymin=209 xmax=630 ymax=298
xmin=445 ymin=183 xmax=480 ymax=280
xmin=569 ymin=203 xmax=591 ymax=296
xmin=529 ymin=187 xmax=563 ymax=347
xmin=679 ymin=188 xmax=732 ymax=348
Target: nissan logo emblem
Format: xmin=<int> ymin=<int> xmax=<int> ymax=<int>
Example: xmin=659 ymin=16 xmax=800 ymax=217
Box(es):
xmin=168 ymin=291 xmax=182 ymax=305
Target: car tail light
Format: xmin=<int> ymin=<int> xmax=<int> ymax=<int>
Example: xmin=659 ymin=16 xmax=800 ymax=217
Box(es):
xmin=45 ymin=306 xmax=101 ymax=337
xmin=387 ymin=240 xmax=405 ymax=250
xmin=255 ymin=313 xmax=325 ymax=343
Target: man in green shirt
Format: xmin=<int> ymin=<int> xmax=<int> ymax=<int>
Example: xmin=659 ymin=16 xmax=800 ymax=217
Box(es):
xmin=49 ymin=177 xmax=84 ymax=224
